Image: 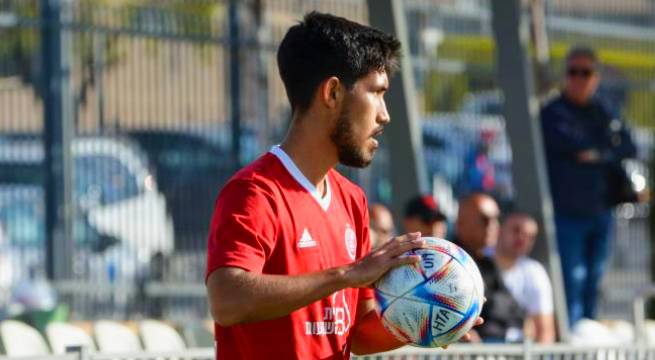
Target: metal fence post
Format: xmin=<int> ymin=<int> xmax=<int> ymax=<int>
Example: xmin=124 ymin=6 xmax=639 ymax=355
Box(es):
xmin=523 ymin=339 xmax=533 ymax=360
xmin=366 ymin=0 xmax=429 ymax=226
xmin=65 ymin=345 xmax=90 ymax=360
xmin=490 ymin=0 xmax=569 ymax=341
xmin=228 ymin=0 xmax=242 ymax=171
xmin=633 ymin=285 xmax=655 ymax=346
xmin=41 ymin=0 xmax=74 ymax=282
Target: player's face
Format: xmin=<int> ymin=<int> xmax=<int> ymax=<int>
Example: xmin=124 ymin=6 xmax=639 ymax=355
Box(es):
xmin=564 ymin=55 xmax=599 ymax=104
xmin=472 ymin=200 xmax=500 ymax=251
xmin=331 ymin=71 xmax=390 ymax=168
xmin=371 ymin=208 xmax=395 ymax=241
xmin=501 ymin=218 xmax=537 ymax=258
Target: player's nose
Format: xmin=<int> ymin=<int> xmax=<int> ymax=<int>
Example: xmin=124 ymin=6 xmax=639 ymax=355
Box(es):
xmin=378 ymin=100 xmax=390 ymax=125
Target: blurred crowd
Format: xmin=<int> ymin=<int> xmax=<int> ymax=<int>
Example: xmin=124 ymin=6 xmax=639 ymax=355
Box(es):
xmin=370 ymin=193 xmax=555 ymax=344
xmin=367 ymin=44 xmax=647 ymax=344
xmin=0 ymin=40 xmax=648 ymax=346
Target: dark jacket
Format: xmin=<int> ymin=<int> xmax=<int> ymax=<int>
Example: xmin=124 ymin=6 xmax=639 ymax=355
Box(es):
xmin=540 ymin=94 xmax=637 ymax=216
xmin=452 ymin=238 xmax=525 ymax=341
xmin=475 ymin=256 xmax=525 ymax=341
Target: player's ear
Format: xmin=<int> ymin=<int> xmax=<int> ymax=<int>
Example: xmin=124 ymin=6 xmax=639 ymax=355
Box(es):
xmin=320 ymin=76 xmax=344 ymax=109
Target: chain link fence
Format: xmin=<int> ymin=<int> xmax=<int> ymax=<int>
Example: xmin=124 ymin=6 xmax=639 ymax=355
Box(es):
xmin=0 ymin=0 xmax=654 ymax=326
xmin=0 ymin=0 xmax=371 ymax=322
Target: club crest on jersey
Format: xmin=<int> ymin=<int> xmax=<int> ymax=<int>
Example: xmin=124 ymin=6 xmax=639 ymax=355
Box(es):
xmin=344 ymin=223 xmax=357 ymax=260
xmin=297 ymin=228 xmax=317 ymax=249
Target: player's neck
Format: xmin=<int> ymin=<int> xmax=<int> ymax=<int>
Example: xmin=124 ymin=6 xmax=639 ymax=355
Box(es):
xmin=494 ymin=251 xmax=517 ymax=270
xmin=280 ymin=123 xmax=338 ymax=190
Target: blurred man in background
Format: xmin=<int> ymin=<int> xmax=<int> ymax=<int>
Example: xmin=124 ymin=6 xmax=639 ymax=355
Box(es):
xmin=495 ymin=213 xmax=555 ymax=343
xmin=541 ymin=45 xmax=638 ymax=326
xmin=454 ymin=193 xmax=524 ymax=343
xmin=403 ymin=194 xmax=448 ymax=238
xmin=369 ymin=203 xmax=395 ymax=249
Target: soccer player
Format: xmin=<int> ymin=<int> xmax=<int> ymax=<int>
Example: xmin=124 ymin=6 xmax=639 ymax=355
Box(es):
xmin=206 ymin=12 xmax=480 ymax=359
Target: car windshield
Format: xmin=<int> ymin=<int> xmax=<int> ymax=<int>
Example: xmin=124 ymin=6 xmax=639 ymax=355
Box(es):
xmin=0 ymin=190 xmax=102 ymax=247
xmin=0 ymin=143 xmax=142 ymax=206
xmin=0 ymin=201 xmax=43 ymax=247
xmin=75 ymin=155 xmax=139 ymax=205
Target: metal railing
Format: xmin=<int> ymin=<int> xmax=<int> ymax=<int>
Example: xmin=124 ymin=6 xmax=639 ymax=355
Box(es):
xmin=4 ymin=344 xmax=655 ymax=360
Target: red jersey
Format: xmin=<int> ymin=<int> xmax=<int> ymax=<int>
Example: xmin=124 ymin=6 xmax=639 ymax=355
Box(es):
xmin=206 ymin=146 xmax=373 ymax=359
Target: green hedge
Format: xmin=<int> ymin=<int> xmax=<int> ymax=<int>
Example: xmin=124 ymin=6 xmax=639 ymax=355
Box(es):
xmin=424 ymin=34 xmax=655 ymax=127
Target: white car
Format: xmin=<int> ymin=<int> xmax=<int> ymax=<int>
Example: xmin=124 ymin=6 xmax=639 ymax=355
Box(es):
xmin=73 ymin=137 xmax=174 ymax=261
xmin=0 ymin=185 xmax=143 ymax=315
xmin=0 ymin=136 xmax=174 ymax=262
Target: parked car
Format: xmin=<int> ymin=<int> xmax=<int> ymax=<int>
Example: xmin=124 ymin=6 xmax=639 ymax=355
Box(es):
xmin=124 ymin=129 xmax=234 ymax=250
xmin=0 ymin=136 xmax=174 ymax=261
xmin=0 ymin=185 xmax=144 ymax=313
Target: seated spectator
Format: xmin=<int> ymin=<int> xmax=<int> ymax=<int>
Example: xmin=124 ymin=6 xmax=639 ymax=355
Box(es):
xmin=495 ymin=213 xmax=556 ymax=343
xmin=454 ymin=193 xmax=525 ymax=343
xmin=403 ymin=194 xmax=447 ymax=238
xmin=369 ymin=203 xmax=395 ymax=249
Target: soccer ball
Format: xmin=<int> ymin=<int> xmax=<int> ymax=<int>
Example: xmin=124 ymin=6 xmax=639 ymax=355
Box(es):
xmin=374 ymin=237 xmax=484 ymax=347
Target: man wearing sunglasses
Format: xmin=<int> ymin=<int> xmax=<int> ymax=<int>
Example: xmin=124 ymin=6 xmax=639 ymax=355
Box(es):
xmin=540 ymin=46 xmax=638 ymax=328
xmin=453 ymin=193 xmax=525 ymax=343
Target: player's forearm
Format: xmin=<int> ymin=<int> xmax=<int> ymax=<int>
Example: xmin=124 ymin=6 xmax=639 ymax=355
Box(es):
xmin=208 ymin=234 xmax=424 ymax=327
xmin=533 ymin=314 xmax=556 ymax=343
xmin=350 ymin=307 xmax=405 ymax=355
xmin=207 ymin=266 xmax=353 ymax=327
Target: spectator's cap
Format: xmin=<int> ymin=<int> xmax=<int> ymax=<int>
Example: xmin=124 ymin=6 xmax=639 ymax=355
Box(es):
xmin=480 ymin=128 xmax=496 ymax=143
xmin=404 ymin=195 xmax=447 ymax=224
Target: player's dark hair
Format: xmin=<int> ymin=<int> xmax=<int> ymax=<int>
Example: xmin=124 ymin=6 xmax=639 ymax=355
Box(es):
xmin=277 ymin=11 xmax=401 ymax=114
xmin=565 ymin=45 xmax=598 ymax=67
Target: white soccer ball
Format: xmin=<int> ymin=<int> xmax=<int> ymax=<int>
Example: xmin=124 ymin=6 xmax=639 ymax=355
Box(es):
xmin=374 ymin=237 xmax=484 ymax=347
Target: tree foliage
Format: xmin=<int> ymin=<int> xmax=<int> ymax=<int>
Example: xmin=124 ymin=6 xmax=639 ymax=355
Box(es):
xmin=0 ymin=0 xmax=223 ymax=102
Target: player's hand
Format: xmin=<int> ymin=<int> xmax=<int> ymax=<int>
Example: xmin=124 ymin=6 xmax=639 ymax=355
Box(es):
xmin=343 ymin=232 xmax=425 ymax=288
xmin=638 ymin=189 xmax=650 ymax=203
xmin=448 ymin=299 xmax=486 ymax=348
xmin=576 ymin=149 xmax=600 ymax=163
xmin=440 ymin=317 xmax=484 ymax=349
xmin=459 ymin=318 xmax=484 ymax=343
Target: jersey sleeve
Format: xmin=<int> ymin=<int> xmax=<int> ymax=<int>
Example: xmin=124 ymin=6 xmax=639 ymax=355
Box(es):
xmin=205 ymin=178 xmax=278 ymax=281
xmin=357 ymin=192 xmax=375 ymax=300
xmin=525 ymin=261 xmax=554 ymax=315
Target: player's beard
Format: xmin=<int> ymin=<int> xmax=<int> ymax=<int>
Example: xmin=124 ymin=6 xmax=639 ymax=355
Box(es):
xmin=331 ymin=106 xmax=373 ymax=168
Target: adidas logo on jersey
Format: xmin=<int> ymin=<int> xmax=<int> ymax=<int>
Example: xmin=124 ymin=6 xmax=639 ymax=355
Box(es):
xmin=297 ymin=228 xmax=317 ymax=248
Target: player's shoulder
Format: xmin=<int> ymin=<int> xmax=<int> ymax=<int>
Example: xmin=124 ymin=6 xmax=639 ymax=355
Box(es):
xmin=232 ymin=152 xmax=278 ymax=179
xmin=591 ymin=96 xmax=618 ymax=119
xmin=518 ymin=257 xmax=550 ymax=278
xmin=221 ymin=153 xmax=283 ymax=196
xmin=540 ymin=92 xmax=565 ymax=114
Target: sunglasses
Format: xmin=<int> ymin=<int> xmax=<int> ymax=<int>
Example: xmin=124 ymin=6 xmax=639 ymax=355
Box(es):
xmin=480 ymin=213 xmax=498 ymax=227
xmin=567 ymin=67 xmax=595 ymax=78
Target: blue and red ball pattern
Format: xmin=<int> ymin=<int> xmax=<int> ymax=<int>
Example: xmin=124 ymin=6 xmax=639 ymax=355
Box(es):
xmin=374 ymin=237 xmax=485 ymax=348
